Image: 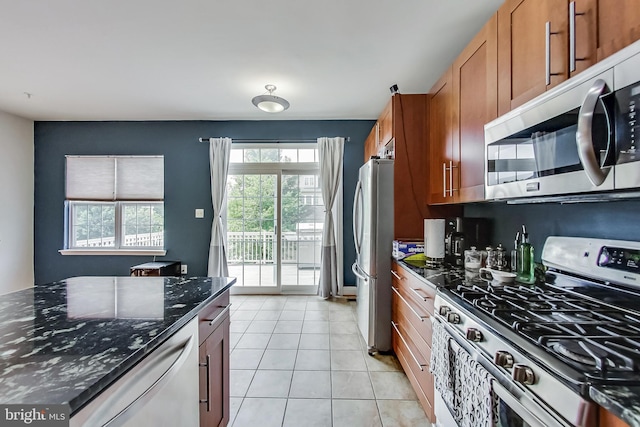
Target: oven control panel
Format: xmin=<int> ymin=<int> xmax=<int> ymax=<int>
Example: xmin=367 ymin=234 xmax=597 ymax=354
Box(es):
xmin=542 ymin=237 xmax=640 ymax=289
xmin=598 ymin=246 xmax=640 ymax=272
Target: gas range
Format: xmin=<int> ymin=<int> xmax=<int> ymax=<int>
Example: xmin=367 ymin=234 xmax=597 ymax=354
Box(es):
xmin=432 ymin=236 xmax=640 ymax=427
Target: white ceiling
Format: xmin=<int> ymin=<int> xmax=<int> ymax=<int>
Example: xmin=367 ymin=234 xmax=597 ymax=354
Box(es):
xmin=0 ymin=0 xmax=503 ymax=121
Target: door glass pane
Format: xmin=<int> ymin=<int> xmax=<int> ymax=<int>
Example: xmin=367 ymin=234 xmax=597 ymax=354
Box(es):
xmin=281 ymin=173 xmax=322 ymax=287
xmin=226 ymin=174 xmax=277 ymax=287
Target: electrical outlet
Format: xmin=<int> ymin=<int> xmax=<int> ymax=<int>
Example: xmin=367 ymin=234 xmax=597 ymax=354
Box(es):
xmin=181 ymin=264 xmax=188 ymax=275
xmin=195 ymin=209 xmax=205 ymax=218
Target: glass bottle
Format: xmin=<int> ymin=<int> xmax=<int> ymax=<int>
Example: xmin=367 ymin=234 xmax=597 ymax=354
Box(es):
xmin=516 ymin=226 xmax=535 ymax=284
xmin=464 ymin=246 xmax=482 ymax=272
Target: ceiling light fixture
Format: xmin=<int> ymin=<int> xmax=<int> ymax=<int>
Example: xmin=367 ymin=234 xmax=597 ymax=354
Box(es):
xmin=252 ymin=84 xmax=290 ymax=113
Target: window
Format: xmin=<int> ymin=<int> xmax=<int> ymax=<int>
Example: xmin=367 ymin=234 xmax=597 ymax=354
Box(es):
xmin=62 ymin=156 xmax=165 ymax=254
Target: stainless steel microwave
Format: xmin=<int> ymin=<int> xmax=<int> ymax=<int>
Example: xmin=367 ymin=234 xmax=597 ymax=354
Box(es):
xmin=484 ymin=40 xmax=640 ymax=201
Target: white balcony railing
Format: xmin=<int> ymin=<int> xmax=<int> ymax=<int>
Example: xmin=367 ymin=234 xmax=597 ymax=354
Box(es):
xmin=227 ymin=231 xmax=321 ymax=265
xmin=75 ymin=232 xmax=164 ymax=248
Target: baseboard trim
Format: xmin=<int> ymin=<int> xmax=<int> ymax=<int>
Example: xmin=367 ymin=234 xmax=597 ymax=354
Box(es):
xmin=341 ymin=285 xmax=356 ymax=296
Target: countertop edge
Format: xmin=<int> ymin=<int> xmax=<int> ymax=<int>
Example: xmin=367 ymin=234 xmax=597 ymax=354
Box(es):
xmin=395 ymin=259 xmax=446 ymax=289
xmin=67 ymin=277 xmax=235 ymax=415
xmin=590 ymin=386 xmax=640 ymax=427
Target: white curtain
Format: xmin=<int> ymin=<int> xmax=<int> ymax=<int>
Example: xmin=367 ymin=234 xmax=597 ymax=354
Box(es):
xmin=317 ymin=137 xmax=345 ymax=298
xmin=207 ymin=137 xmax=232 ymax=277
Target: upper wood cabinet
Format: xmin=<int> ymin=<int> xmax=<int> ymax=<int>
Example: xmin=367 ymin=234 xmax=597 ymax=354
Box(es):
xmin=364 ymin=125 xmax=378 ymax=162
xmin=497 ymin=0 xmax=640 ymax=116
xmin=364 ymin=94 xmax=460 ymax=237
xmin=428 ymin=15 xmax=497 ymax=205
xmin=428 ymin=68 xmax=455 ymax=205
xmin=498 ymin=0 xmax=577 ymax=115
xmin=597 ymin=0 xmax=640 ymax=61
xmin=453 ymin=14 xmax=498 ymax=203
xmin=363 ymin=99 xmax=394 ymax=162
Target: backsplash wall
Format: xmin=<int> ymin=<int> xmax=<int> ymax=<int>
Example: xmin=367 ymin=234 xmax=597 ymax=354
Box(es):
xmin=464 ymin=200 xmax=640 ymax=260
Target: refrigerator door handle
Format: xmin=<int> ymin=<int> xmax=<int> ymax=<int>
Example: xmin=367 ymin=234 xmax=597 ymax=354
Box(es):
xmin=352 ymin=179 xmax=364 ymax=256
xmin=352 ymin=262 xmax=368 ymax=282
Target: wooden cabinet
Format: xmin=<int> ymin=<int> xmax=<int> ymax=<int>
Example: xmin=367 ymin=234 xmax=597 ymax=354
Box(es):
xmin=378 ymin=100 xmax=393 ymax=150
xmin=597 ymin=0 xmax=640 ymax=61
xmin=365 ymin=94 xmax=460 ymax=237
xmin=391 ymin=261 xmax=436 ymax=422
xmin=198 ymin=291 xmax=230 ymax=427
xmin=363 ymin=99 xmax=394 ymax=161
xmin=599 ymin=406 xmax=631 ymax=427
xmin=497 ymin=0 xmax=579 ymax=114
xmin=495 ymin=0 xmax=640 ymax=115
xmin=453 ymin=14 xmax=498 ymax=203
xmin=364 ymin=125 xmax=378 ymax=162
xmin=428 ymin=15 xmax=497 ymax=205
xmin=428 ymin=68 xmax=455 ymax=205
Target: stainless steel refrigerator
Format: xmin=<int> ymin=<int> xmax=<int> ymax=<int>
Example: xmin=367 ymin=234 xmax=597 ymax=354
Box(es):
xmin=351 ymin=159 xmax=394 ymax=354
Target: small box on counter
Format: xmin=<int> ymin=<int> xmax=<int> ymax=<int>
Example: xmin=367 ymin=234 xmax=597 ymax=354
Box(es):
xmin=393 ymin=240 xmax=424 ymax=260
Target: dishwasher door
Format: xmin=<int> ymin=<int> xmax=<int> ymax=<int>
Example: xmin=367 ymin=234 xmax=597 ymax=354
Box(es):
xmin=71 ymin=317 xmax=199 ymax=427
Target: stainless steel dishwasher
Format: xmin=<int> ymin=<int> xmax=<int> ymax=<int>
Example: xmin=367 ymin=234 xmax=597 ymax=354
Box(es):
xmin=71 ymin=317 xmax=199 ymax=427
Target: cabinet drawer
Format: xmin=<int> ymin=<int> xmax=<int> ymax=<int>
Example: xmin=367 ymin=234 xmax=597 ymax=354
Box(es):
xmin=392 ymin=320 xmax=435 ymax=422
xmin=391 ymin=264 xmax=436 ymax=315
xmin=198 ymin=291 xmax=230 ymax=345
xmin=392 ymin=286 xmax=432 ymax=356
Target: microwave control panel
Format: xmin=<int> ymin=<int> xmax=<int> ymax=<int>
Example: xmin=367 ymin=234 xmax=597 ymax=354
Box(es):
xmin=598 ymin=246 xmax=640 ymax=272
xmin=616 ymin=83 xmax=640 ymax=163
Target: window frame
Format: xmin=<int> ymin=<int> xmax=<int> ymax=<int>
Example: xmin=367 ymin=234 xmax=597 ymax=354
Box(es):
xmin=60 ymin=155 xmax=166 ymax=256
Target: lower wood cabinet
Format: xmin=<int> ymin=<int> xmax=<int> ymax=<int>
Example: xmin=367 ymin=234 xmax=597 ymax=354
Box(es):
xmin=391 ymin=261 xmax=436 ymax=423
xmin=198 ymin=291 xmax=230 ymax=427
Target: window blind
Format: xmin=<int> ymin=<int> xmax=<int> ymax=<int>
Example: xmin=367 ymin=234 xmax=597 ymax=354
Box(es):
xmin=66 ymin=156 xmax=164 ymax=201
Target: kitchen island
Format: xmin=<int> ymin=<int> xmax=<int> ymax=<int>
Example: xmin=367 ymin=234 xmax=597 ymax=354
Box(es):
xmin=0 ymin=275 xmax=234 ymax=422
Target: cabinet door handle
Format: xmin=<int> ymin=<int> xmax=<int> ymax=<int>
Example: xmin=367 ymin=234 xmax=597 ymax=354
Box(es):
xmin=410 ymin=287 xmax=432 ymax=302
xmin=392 ymin=321 xmax=427 ymax=371
xmin=206 ymin=304 xmax=231 ymax=326
xmin=442 ymin=162 xmax=447 ymax=197
xmin=392 ymin=287 xmax=429 ymax=322
xmin=569 ymin=2 xmax=577 ymax=72
xmin=390 ymin=270 xmax=404 ymax=281
xmin=199 ymin=354 xmax=211 ymax=412
xmin=449 ymin=161 xmax=458 ymax=195
xmin=545 ymin=21 xmax=561 ymax=85
xmin=569 ymin=1 xmax=585 ymax=73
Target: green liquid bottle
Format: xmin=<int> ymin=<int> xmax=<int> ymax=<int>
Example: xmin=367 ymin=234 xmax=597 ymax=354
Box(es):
xmin=517 ymin=225 xmax=535 ymax=284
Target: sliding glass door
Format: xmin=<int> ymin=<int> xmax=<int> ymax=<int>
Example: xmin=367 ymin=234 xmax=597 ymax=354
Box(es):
xmin=226 ymin=144 xmax=320 ymax=294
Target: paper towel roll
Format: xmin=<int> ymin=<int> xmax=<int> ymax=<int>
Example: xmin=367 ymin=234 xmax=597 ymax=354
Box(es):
xmin=424 ymin=219 xmax=445 ymax=260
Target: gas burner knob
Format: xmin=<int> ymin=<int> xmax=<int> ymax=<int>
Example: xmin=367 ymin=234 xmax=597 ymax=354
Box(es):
xmin=466 ymin=328 xmax=483 ymax=342
xmin=494 ymin=351 xmax=514 ymax=368
xmin=447 ymin=312 xmax=461 ymax=324
xmin=512 ymin=364 xmax=536 ymax=385
xmin=439 ymin=306 xmax=451 ymax=316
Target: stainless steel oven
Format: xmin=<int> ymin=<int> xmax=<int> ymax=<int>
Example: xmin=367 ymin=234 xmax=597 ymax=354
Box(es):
xmin=431 ymin=236 xmax=640 ymax=427
xmin=484 ymin=39 xmax=640 ymax=201
xmin=431 ymin=314 xmax=586 ymax=427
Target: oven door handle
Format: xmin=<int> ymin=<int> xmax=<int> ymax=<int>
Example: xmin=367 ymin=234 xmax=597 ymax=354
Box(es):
xmin=492 ymin=380 xmax=547 ymax=427
xmin=576 ymin=78 xmax=612 ymax=186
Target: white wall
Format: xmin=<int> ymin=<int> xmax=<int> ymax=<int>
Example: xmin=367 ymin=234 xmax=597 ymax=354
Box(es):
xmin=0 ymin=110 xmax=34 ymax=294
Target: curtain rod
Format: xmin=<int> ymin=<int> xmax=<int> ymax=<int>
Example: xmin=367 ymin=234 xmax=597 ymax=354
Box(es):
xmin=198 ymin=137 xmax=350 ymax=143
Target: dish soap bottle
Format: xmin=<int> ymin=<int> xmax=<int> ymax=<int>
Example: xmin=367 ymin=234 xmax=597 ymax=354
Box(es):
xmin=517 ymin=225 xmax=535 ymax=284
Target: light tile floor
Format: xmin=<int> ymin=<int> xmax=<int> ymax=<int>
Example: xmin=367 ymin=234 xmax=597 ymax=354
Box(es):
xmin=229 ymin=294 xmax=432 ymax=427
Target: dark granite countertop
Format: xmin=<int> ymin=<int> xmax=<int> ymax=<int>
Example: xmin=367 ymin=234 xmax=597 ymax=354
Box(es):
xmin=396 ymin=258 xmax=466 ymax=288
xmin=0 ymin=276 xmax=234 ymax=415
xmin=590 ymin=386 xmax=640 ymax=427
